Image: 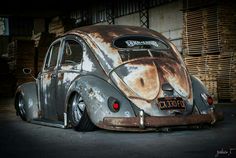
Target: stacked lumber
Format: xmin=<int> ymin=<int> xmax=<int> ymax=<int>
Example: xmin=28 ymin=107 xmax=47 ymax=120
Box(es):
xmin=8 ymin=40 xmax=35 ymax=86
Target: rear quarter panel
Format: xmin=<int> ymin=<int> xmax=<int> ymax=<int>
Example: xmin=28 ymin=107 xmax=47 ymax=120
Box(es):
xmin=66 ymin=75 xmax=136 ymax=126
xmin=191 ymin=75 xmax=214 ymax=114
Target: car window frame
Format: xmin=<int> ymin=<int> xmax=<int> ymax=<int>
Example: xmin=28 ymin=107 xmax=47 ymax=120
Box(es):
xmin=42 ymin=38 xmax=62 ymax=72
xmin=58 ymin=35 xmax=86 ymax=70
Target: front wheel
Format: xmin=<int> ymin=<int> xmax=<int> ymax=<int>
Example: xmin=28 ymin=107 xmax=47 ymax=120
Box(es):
xmin=15 ymin=94 xmax=27 ymax=121
xmin=68 ymin=93 xmax=96 ymax=131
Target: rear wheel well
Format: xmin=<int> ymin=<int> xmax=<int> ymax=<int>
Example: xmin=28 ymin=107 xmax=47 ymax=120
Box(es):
xmin=67 ymin=91 xmax=96 ymax=131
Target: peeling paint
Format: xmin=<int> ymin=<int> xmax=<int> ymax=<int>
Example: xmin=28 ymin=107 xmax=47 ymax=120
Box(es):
xmin=82 ymin=52 xmax=95 ymax=72
xmin=88 ymin=88 xmax=105 ymax=103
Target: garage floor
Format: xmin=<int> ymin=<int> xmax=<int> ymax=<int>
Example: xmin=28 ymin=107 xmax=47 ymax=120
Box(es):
xmin=0 ymin=97 xmax=236 ymax=158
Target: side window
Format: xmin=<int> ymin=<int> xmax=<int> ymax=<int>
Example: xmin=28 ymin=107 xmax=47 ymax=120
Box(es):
xmin=61 ymin=40 xmax=83 ymax=65
xmin=44 ymin=42 xmax=60 ymax=69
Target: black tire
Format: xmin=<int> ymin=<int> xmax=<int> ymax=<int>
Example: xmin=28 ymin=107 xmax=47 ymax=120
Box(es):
xmin=68 ymin=93 xmax=96 ymax=131
xmin=15 ymin=93 xmax=27 ymax=121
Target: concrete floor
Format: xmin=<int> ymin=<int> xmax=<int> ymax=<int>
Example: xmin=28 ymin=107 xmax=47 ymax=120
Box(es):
xmin=0 ymin=97 xmax=236 ymax=158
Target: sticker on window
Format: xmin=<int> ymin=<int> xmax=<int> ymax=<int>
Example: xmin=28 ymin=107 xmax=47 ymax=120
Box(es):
xmin=114 ymin=36 xmax=168 ymax=49
xmin=125 ymin=40 xmax=159 ymax=48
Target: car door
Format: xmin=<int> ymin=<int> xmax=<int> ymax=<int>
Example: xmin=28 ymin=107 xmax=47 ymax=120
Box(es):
xmin=39 ymin=39 xmax=62 ymax=120
xmin=56 ymin=36 xmax=84 ymax=121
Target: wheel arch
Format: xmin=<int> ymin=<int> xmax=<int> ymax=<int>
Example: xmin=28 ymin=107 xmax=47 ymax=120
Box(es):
xmin=65 ymin=75 xmax=136 ymax=128
xmin=14 ymin=82 xmax=39 ymax=121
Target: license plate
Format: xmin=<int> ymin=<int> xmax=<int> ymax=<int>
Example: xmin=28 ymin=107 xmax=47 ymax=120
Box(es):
xmin=157 ymin=97 xmax=185 ymax=110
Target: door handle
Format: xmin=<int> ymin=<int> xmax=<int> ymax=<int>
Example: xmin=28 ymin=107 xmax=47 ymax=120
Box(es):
xmin=51 ymin=74 xmax=57 ymax=78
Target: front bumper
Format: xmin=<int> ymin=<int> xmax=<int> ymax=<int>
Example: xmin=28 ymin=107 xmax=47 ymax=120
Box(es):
xmin=100 ymin=111 xmax=224 ymax=131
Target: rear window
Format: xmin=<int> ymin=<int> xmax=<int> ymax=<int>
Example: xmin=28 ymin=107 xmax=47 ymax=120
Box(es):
xmin=114 ymin=36 xmax=168 ymax=50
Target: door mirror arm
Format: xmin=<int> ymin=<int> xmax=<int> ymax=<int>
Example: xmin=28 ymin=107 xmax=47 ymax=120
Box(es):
xmin=22 ymin=68 xmax=37 ymax=80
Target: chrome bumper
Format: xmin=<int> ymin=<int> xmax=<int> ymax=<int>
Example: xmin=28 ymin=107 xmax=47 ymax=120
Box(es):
xmin=101 ymin=111 xmax=223 ymax=131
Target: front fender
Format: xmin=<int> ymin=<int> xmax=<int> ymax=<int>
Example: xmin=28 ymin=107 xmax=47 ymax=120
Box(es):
xmin=66 ymin=75 xmax=136 ymax=127
xmin=15 ymin=82 xmax=39 ymax=121
xmin=191 ymin=75 xmax=214 ymax=114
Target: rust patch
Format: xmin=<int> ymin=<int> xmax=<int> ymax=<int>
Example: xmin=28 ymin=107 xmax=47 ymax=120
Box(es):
xmin=46 ymin=73 xmax=51 ymax=80
xmin=58 ymin=73 xmax=64 ymax=80
xmin=122 ymin=63 xmax=160 ymax=100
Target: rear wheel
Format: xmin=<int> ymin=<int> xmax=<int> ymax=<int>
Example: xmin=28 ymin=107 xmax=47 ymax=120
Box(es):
xmin=68 ymin=93 xmax=96 ymax=131
xmin=15 ymin=94 xmax=27 ymax=121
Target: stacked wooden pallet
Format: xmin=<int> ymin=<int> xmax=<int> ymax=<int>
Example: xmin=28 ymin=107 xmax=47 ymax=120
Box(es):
xmin=48 ymin=16 xmax=75 ymax=37
xmin=183 ymin=6 xmax=219 ymax=56
xmin=183 ymin=1 xmax=236 ymax=102
xmin=218 ymin=3 xmax=236 ymax=102
xmin=203 ymin=7 xmax=219 ymax=54
xmin=0 ymin=58 xmax=16 ymax=97
xmin=8 ymin=40 xmax=35 ymax=86
xmin=49 ymin=17 xmax=64 ymax=37
xmin=32 ymin=32 xmax=55 ymax=74
xmin=183 ymin=9 xmax=204 ymax=55
xmin=7 ymin=41 xmax=17 ymax=72
xmin=185 ymin=52 xmax=235 ymax=102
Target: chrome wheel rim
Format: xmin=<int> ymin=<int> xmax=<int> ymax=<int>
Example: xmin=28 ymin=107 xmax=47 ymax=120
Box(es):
xmin=18 ymin=95 xmax=26 ymax=116
xmin=71 ymin=94 xmax=85 ymax=124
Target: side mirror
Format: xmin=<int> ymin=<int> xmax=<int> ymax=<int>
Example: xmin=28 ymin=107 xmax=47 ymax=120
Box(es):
xmin=22 ymin=68 xmax=36 ymax=80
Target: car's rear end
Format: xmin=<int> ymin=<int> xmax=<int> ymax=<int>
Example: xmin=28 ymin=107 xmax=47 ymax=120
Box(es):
xmin=76 ymin=25 xmax=223 ymax=131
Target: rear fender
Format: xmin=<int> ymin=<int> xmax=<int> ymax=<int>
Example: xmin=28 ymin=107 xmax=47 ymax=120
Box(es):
xmin=191 ymin=75 xmax=214 ymax=114
xmin=15 ymin=82 xmax=39 ymax=121
xmin=66 ymin=75 xmax=136 ymax=126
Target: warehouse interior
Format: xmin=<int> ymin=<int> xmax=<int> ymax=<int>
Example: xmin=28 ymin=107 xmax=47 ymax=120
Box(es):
xmin=0 ymin=0 xmax=235 ymax=103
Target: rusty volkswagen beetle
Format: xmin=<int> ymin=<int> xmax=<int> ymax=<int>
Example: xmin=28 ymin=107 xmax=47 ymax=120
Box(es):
xmin=15 ymin=25 xmax=223 ymax=131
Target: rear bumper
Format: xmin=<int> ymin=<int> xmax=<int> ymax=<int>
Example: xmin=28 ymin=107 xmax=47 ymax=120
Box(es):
xmin=100 ymin=111 xmax=224 ymax=131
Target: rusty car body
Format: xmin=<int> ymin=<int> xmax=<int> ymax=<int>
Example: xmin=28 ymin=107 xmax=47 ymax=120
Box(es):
xmin=15 ymin=25 xmax=223 ymax=131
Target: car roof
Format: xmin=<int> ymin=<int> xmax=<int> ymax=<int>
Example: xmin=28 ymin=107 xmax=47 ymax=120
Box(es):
xmin=65 ymin=25 xmax=166 ymax=43
xmin=63 ymin=25 xmax=171 ymax=73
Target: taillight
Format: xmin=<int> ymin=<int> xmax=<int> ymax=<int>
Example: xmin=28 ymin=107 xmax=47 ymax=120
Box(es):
xmin=108 ymin=97 xmax=120 ymax=112
xmin=113 ymin=102 xmax=120 ymax=111
xmin=207 ymin=96 xmax=213 ymax=105
xmin=201 ymin=93 xmax=214 ymax=106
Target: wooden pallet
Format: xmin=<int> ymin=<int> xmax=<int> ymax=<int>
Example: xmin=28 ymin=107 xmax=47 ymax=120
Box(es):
xmin=184 ymin=52 xmax=236 ymax=102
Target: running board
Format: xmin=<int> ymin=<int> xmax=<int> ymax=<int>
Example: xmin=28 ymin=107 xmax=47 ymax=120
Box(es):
xmin=31 ymin=119 xmax=66 ymax=128
xmin=31 ymin=112 xmax=68 ymax=129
